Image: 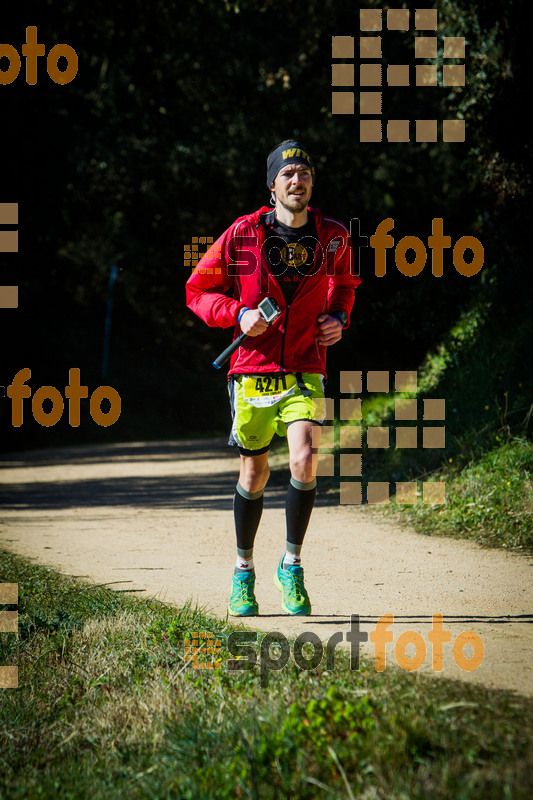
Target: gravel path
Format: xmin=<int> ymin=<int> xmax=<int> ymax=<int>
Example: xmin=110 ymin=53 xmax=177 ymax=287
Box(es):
xmin=1 ymin=438 xmax=532 ymax=695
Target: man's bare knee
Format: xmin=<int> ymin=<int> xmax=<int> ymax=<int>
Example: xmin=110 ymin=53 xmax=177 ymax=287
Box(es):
xmin=239 ymin=455 xmax=270 ymax=493
xmin=289 ymin=451 xmax=315 ymax=483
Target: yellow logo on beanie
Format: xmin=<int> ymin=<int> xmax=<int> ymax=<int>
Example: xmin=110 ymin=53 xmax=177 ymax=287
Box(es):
xmin=281 ymin=148 xmax=311 ymax=162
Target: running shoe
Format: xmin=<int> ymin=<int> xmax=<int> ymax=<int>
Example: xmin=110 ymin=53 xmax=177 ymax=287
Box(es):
xmin=228 ymin=571 xmax=259 ymax=616
xmin=274 ymin=557 xmax=312 ymax=615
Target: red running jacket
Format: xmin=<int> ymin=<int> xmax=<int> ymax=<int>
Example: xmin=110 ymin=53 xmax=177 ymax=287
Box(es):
xmin=185 ymin=206 xmax=361 ymax=377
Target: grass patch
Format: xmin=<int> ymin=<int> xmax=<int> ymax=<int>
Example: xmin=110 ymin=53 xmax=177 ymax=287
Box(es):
xmin=1 ymin=550 xmax=532 ymax=799
xmin=322 ymin=294 xmax=533 ymax=554
xmin=386 ymin=438 xmax=533 ymax=551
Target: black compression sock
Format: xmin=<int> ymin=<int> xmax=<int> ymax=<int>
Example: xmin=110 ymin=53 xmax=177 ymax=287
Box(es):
xmin=285 ymin=476 xmax=317 ymax=548
xmin=233 ymin=482 xmax=264 ymax=553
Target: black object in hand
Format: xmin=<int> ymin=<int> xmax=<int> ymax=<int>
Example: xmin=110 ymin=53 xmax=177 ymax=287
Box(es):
xmin=212 ymin=297 xmax=281 ymax=369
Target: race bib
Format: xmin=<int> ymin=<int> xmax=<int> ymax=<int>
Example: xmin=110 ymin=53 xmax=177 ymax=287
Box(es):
xmin=242 ymin=374 xmax=297 ymax=407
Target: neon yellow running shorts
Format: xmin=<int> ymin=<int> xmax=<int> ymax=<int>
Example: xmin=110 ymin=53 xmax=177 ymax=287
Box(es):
xmin=228 ymin=372 xmax=325 ymax=454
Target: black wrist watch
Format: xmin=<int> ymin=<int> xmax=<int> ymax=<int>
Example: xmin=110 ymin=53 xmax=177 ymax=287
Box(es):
xmin=331 ymin=311 xmax=348 ymax=327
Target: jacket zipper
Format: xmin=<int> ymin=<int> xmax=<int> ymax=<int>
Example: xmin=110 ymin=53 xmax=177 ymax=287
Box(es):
xmin=257 ymin=214 xmax=320 ymax=373
xmin=278 ymin=244 xmax=324 ymax=372
xmin=279 ymin=302 xmax=291 ymax=371
xmin=256 ymin=218 xmax=289 ymax=372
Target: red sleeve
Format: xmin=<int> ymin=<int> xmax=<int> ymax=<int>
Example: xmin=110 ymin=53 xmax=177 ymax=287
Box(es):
xmin=185 ymin=225 xmax=247 ymax=328
xmin=325 ymin=228 xmax=361 ymax=327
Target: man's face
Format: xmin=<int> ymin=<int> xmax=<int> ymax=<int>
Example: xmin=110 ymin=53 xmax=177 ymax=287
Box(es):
xmin=271 ymin=163 xmax=313 ymax=213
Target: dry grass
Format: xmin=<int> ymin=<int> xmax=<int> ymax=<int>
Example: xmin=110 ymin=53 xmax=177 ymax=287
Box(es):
xmin=1 ymin=549 xmax=532 ymax=800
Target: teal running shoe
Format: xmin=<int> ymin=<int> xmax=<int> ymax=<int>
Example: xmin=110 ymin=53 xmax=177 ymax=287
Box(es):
xmin=228 ymin=571 xmax=259 ymax=616
xmin=274 ymin=557 xmax=312 ymax=615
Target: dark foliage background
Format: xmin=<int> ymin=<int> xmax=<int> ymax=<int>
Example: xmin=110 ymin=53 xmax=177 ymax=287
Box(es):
xmin=1 ymin=0 xmax=530 ymax=450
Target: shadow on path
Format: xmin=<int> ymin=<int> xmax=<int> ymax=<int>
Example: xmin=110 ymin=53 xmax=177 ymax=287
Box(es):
xmin=0 ymin=439 xmax=338 ymax=512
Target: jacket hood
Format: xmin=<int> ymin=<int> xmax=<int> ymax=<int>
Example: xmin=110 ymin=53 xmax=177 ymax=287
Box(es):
xmin=240 ymin=206 xmax=325 ymax=231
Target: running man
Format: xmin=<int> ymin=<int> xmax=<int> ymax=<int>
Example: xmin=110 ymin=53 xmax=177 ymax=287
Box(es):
xmin=186 ymin=140 xmax=360 ymax=616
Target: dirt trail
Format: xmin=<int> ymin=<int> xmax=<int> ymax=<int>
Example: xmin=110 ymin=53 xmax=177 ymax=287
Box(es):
xmin=1 ymin=438 xmax=532 ymax=695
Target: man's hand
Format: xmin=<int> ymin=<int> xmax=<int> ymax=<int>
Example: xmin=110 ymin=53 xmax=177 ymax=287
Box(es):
xmin=316 ymin=314 xmax=343 ymax=346
xmin=240 ymin=308 xmax=268 ymax=337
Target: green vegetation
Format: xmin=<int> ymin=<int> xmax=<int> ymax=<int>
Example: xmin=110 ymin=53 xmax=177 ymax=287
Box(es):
xmin=1 ymin=1 xmax=531 ymax=786
xmin=395 ymin=438 xmax=533 ymax=550
xmin=349 ymin=282 xmax=533 ymax=552
xmin=1 ymin=550 xmax=532 ymax=799
xmin=3 ymin=0 xmax=531 ymax=451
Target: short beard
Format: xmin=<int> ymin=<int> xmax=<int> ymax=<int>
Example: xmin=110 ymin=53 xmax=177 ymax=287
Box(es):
xmin=279 ymin=189 xmax=311 ymax=213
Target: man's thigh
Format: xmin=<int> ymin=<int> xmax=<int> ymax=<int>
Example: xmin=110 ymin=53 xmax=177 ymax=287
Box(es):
xmin=228 ymin=376 xmax=278 ymax=453
xmin=286 ymin=418 xmax=320 ymax=454
xmin=277 ymin=373 xmax=326 ymax=433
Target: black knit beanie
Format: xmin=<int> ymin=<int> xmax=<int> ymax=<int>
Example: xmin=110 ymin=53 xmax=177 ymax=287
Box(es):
xmin=266 ymin=140 xmax=315 ymax=188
